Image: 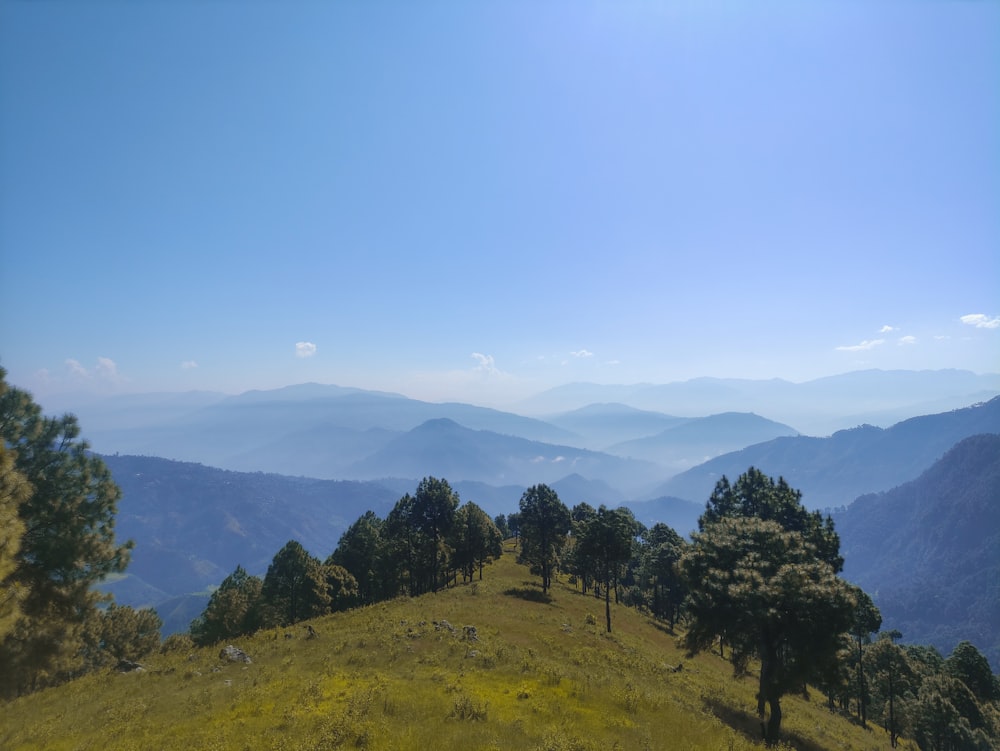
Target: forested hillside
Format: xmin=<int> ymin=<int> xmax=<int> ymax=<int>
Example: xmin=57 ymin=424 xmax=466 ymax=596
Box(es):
xmin=836 ymin=433 xmax=1000 ymax=670
xmin=99 ymin=455 xmax=397 ymax=633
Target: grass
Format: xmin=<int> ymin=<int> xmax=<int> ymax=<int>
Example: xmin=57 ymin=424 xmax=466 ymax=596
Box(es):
xmin=2 ymin=544 xmax=917 ymax=751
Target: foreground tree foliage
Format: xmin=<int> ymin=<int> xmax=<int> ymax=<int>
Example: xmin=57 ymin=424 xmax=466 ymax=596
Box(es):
xmin=81 ymin=604 xmax=162 ymax=671
xmin=0 ymin=445 xmax=30 ymax=640
xmin=681 ymin=468 xmax=856 ymax=745
xmin=0 ymin=369 xmax=132 ymax=698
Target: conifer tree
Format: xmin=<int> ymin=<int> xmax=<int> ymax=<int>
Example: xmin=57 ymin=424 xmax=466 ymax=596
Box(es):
xmin=0 ymin=369 xmax=131 ymax=698
xmin=639 ymin=523 xmax=687 ymax=630
xmin=410 ymin=477 xmax=459 ymax=593
xmin=576 ymin=505 xmax=637 ymax=633
xmin=329 ymin=510 xmax=384 ymax=604
xmin=190 ymin=565 xmax=263 ymax=646
xmin=260 ymin=541 xmax=330 ymax=626
xmin=681 ymin=468 xmax=856 ymax=745
xmin=81 ymin=603 xmax=162 ymax=670
xmin=0 ymin=445 xmax=30 ymax=641
xmin=517 ymin=484 xmax=571 ymax=594
xmin=450 ymin=501 xmax=502 ymax=582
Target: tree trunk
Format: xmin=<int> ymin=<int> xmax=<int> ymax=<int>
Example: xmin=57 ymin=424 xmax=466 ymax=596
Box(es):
xmin=856 ymin=639 xmax=867 ymax=725
xmin=888 ymin=672 xmax=897 ymax=748
xmin=758 ymin=640 xmax=783 ymax=746
xmin=605 ymin=581 xmax=612 ymax=633
xmin=764 ymin=695 xmax=782 ymax=746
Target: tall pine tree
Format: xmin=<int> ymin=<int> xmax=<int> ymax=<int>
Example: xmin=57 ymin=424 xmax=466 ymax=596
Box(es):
xmin=0 ymin=369 xmax=132 ymax=698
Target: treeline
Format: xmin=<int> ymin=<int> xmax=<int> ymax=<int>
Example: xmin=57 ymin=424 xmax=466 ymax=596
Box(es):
xmin=189 ymin=476 xmax=504 ymax=645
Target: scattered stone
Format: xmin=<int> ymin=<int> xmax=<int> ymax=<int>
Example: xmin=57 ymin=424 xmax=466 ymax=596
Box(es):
xmin=463 ymin=625 xmax=479 ymax=641
xmin=116 ymin=659 xmax=144 ymax=673
xmin=305 ymin=624 xmax=318 ymax=639
xmin=219 ymin=644 xmax=252 ymax=664
xmin=465 ymin=650 xmax=479 ymax=659
xmin=434 ymin=619 xmax=456 ymax=633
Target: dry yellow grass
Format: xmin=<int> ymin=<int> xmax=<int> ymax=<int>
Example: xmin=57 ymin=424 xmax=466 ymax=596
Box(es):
xmin=2 ymin=545 xmax=916 ymax=751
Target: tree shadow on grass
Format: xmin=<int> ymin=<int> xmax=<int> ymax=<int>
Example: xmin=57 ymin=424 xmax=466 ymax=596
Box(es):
xmin=702 ymin=696 xmax=831 ymax=751
xmin=646 ymin=619 xmax=677 ymax=637
xmin=503 ymin=582 xmax=553 ymax=604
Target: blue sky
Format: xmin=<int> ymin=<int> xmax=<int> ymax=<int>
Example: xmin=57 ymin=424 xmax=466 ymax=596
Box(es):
xmin=1 ymin=0 xmax=997 ymax=408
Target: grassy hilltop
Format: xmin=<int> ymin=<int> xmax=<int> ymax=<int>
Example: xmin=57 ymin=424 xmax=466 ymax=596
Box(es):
xmin=3 ymin=546 xmax=909 ymax=751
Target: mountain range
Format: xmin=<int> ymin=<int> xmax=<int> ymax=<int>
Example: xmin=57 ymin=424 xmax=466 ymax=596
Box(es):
xmin=518 ymin=369 xmax=1000 ymax=435
xmin=653 ymin=396 xmax=1000 ymax=509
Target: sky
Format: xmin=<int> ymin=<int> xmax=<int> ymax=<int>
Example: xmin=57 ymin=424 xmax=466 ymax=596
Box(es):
xmin=1 ymin=0 xmax=998 ymax=409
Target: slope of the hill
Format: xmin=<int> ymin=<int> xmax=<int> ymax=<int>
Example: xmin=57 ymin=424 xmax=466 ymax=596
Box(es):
xmin=654 ymin=397 xmax=1000 ymax=508
xmin=5 ymin=552 xmax=901 ymax=751
xmin=835 ymin=433 xmax=1000 ymax=670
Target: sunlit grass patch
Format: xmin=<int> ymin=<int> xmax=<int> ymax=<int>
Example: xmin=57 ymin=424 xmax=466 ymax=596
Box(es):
xmin=3 ymin=551 xmax=904 ymax=751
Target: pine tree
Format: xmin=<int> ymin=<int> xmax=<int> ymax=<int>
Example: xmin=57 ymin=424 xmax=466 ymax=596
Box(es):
xmin=681 ymin=468 xmax=856 ymax=745
xmin=260 ymin=541 xmax=330 ymax=627
xmin=576 ymin=506 xmax=637 ymax=633
xmin=517 ymin=484 xmax=571 ymax=594
xmin=0 ymin=445 xmax=30 ymax=640
xmin=0 ymin=369 xmax=131 ymax=698
xmin=190 ymin=565 xmax=263 ymax=646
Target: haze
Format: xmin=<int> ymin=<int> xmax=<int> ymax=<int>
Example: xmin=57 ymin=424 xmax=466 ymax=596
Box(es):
xmin=1 ymin=1 xmax=997 ymax=410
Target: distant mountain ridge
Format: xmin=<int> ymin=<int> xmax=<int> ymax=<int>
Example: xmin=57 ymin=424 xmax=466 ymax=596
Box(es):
xmin=45 ymin=370 xmax=998 ymax=498
xmin=522 ymin=369 xmax=1000 ymax=436
xmin=652 ymin=396 xmax=1000 ymax=509
xmin=834 ymin=433 xmax=1000 ymax=670
xmin=606 ymin=411 xmax=797 ymax=471
xmin=343 ymin=418 xmax=664 ymax=496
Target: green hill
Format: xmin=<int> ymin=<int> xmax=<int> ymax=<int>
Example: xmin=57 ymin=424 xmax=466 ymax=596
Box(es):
xmin=3 ymin=549 xmax=910 ymax=751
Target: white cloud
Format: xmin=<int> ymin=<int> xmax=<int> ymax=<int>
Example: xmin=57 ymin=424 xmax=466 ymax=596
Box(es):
xmin=898 ymin=336 xmax=917 ymax=346
xmin=295 ymin=341 xmax=317 ymax=358
xmin=65 ymin=358 xmax=89 ymax=377
xmin=879 ymin=325 xmax=897 ymax=333
xmin=65 ymin=357 xmax=123 ymax=383
xmin=835 ymin=339 xmax=885 ymax=352
xmin=471 ymin=352 xmax=499 ymax=375
xmin=181 ymin=360 xmax=199 ymax=369
xmin=960 ymin=313 xmax=1000 ymax=329
xmin=570 ymin=349 xmax=594 ymax=358
xmin=95 ymin=357 xmax=119 ymax=379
